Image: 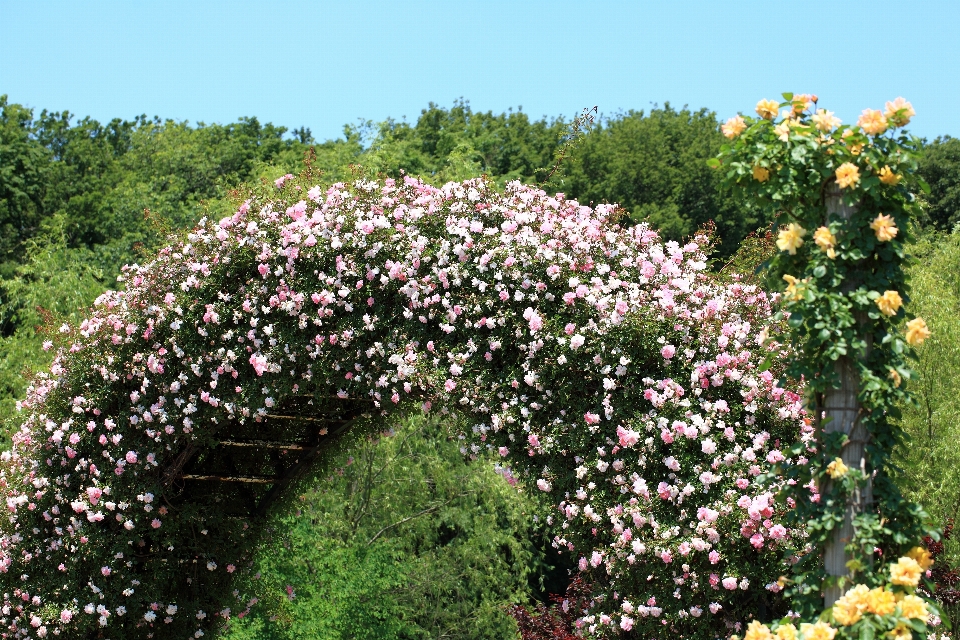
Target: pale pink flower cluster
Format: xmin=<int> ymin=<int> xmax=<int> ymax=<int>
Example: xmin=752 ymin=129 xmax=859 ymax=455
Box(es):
xmin=1 ymin=176 xmax=807 ymax=638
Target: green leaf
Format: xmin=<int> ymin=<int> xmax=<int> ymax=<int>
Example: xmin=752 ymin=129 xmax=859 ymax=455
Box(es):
xmin=859 ymin=620 xmax=875 ymax=640
xmin=813 ymin=265 xmax=826 ymax=278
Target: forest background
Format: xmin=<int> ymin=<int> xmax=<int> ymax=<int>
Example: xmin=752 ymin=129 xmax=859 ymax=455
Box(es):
xmin=2 ymin=95 xmax=960 ymax=639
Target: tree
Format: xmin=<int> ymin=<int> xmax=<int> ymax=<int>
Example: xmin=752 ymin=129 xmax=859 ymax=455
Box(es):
xmin=918 ymin=136 xmax=960 ymax=230
xmin=562 ymin=105 xmax=760 ymax=257
xmin=0 ymin=95 xmax=51 ymax=278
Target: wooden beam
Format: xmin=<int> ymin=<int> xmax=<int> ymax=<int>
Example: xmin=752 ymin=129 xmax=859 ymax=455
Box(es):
xmin=217 ymin=439 xmax=311 ymax=451
xmin=182 ymin=474 xmax=279 ymax=484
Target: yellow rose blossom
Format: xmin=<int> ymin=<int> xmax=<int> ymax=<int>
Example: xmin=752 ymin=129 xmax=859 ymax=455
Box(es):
xmin=722 ymin=115 xmax=747 ymax=139
xmin=776 ymin=624 xmax=798 ymax=640
xmin=813 ymin=226 xmax=837 ymax=258
xmin=753 ymin=165 xmax=771 ymax=182
xmin=875 ymin=290 xmax=903 ymax=317
xmin=792 ymin=94 xmax=816 ymax=114
xmin=890 ymin=556 xmax=923 ymax=587
xmin=866 ymin=587 xmax=897 ymax=616
xmin=870 ymin=214 xmax=899 ymax=242
xmin=858 ymin=108 xmax=889 ymax=136
xmin=826 ymin=457 xmax=849 ymax=479
xmin=832 ymin=599 xmax=861 ymax=626
xmin=812 ymin=109 xmax=842 ymax=132
xmin=833 ymin=584 xmax=870 ymax=626
xmin=756 ymin=99 xmax=779 ymax=121
xmin=776 ymin=223 xmax=806 ymax=254
xmin=906 ymin=546 xmax=933 ymax=571
xmin=889 ymin=624 xmax=912 ymax=640
xmin=884 ymin=97 xmax=916 ymax=128
xmin=799 ymin=621 xmax=837 ymax=640
xmin=774 ymin=120 xmax=791 ymax=142
xmin=898 ymin=594 xmax=929 ymax=619
xmin=888 ymin=368 xmax=902 ymax=388
xmin=879 ymin=166 xmax=902 ymax=185
xmin=906 ymin=318 xmax=931 ymax=346
xmin=835 ymin=163 xmax=860 ymax=189
xmin=782 ymin=275 xmax=804 ymax=301
xmin=745 ymin=620 xmax=774 ymax=640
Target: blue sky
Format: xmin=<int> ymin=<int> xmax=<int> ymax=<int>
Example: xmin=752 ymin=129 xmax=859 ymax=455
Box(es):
xmin=2 ymin=0 xmax=957 ymax=142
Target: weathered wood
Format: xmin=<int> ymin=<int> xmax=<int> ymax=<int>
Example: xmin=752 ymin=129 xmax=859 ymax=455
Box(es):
xmin=182 ymin=474 xmax=279 ymax=484
xmin=218 ymin=439 xmax=311 ymax=451
xmin=263 ymin=414 xmax=351 ymax=423
xmin=822 ymin=185 xmax=873 ymax=607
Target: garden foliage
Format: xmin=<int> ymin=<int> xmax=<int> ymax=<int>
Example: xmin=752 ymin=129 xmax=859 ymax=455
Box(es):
xmin=1 ymin=172 xmax=807 ymax=638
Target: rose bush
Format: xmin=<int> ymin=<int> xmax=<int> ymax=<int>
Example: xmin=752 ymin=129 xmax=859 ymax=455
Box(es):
xmin=1 ymin=174 xmax=807 ymax=638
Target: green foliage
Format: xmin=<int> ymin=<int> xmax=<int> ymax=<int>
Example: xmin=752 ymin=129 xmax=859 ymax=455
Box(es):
xmin=0 ymin=218 xmax=106 ymax=431
xmin=562 ymin=104 xmax=759 ymax=257
xmin=357 ymin=100 xmax=566 ymax=185
xmin=918 ymin=136 xmax=960 ymax=230
xmin=214 ymin=414 xmax=536 ymax=640
xmin=895 ymin=231 xmax=960 ymax=562
xmin=0 ymin=95 xmax=51 ymax=279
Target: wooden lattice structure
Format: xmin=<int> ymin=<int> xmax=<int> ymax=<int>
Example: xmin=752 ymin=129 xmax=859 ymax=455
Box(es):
xmin=160 ymin=395 xmax=373 ymax=520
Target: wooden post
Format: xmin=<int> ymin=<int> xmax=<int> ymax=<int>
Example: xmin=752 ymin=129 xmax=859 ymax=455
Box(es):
xmin=821 ymin=185 xmax=873 ymax=606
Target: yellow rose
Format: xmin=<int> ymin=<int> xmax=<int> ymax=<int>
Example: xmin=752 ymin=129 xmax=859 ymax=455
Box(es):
xmin=906 ymin=546 xmax=934 ymax=571
xmin=906 ymin=318 xmax=931 ymax=346
xmin=832 ymin=599 xmax=861 ymax=626
xmin=835 ymin=163 xmax=860 ymax=189
xmin=723 ymin=115 xmax=747 ymax=139
xmin=858 ymin=109 xmax=889 ymax=136
xmin=756 ymin=99 xmax=779 ymax=121
xmin=870 ymin=214 xmax=899 ymax=242
xmin=792 ymin=94 xmax=816 ymax=114
xmin=799 ymin=621 xmax=837 ymax=640
xmin=813 ymin=227 xmax=837 ymax=258
xmin=890 ymin=557 xmax=923 ymax=587
xmin=889 ymin=369 xmax=902 ymax=388
xmin=884 ymin=97 xmax=915 ymax=128
xmin=745 ymin=620 xmax=774 ymax=640
xmin=774 ymin=120 xmax=791 ymax=142
xmin=879 ymin=166 xmax=902 ymax=185
xmin=753 ymin=165 xmax=771 ymax=182
xmin=889 ymin=623 xmax=911 ymax=640
xmin=782 ymin=275 xmax=804 ymax=301
xmin=776 ymin=223 xmax=806 ymax=254
xmin=866 ymin=587 xmax=897 ymax=616
xmin=875 ymin=290 xmax=903 ymax=317
xmin=898 ymin=594 xmax=929 ymax=619
xmin=826 ymin=457 xmax=848 ymax=479
xmin=812 ymin=109 xmax=842 ymax=132
xmin=776 ymin=624 xmax=798 ymax=640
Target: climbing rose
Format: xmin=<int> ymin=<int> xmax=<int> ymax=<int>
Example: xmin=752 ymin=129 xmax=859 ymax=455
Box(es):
xmin=835 ymin=163 xmax=860 ymax=189
xmin=776 ymin=224 xmax=806 ymax=255
xmin=870 ymin=214 xmax=898 ymax=242
xmin=906 ymin=318 xmax=931 ymax=346
xmin=755 ymin=99 xmax=778 ymax=121
xmin=857 ymin=109 xmax=888 ymax=136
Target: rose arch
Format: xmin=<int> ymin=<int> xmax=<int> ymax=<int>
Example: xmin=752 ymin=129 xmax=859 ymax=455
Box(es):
xmin=1 ymin=174 xmax=809 ymax=639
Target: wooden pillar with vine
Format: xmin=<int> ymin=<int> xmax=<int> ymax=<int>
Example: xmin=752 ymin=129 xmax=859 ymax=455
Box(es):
xmin=715 ymin=93 xmax=936 ymax=621
xmin=820 ymin=185 xmax=872 ymax=606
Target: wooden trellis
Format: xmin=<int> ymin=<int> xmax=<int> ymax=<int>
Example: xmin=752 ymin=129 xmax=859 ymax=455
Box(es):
xmin=161 ymin=395 xmax=373 ymax=519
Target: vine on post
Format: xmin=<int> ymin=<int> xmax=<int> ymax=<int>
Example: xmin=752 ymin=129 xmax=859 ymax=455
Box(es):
xmin=715 ymin=94 xmax=939 ymax=639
